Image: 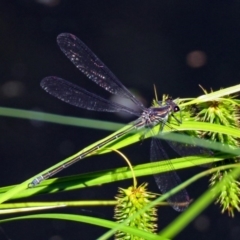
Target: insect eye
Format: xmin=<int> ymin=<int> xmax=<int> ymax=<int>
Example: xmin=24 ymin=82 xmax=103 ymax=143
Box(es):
xmin=174 ymin=106 xmax=180 ymax=112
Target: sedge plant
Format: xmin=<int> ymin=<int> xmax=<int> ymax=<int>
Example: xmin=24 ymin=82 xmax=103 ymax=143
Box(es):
xmin=0 ymin=84 xmax=240 ymax=239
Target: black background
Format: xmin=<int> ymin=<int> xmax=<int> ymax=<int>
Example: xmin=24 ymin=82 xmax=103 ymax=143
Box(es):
xmin=1 ymin=1 xmax=240 ymax=239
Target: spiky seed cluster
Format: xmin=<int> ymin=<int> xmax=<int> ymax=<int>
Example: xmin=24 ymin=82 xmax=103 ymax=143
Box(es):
xmin=114 ymin=183 xmax=157 ymax=240
xmin=194 ymin=97 xmax=240 ymax=146
xmin=210 ymin=170 xmax=240 ymax=217
xmin=188 ymin=90 xmax=240 ymax=217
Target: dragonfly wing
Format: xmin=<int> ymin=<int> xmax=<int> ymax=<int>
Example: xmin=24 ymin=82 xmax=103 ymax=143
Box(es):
xmin=56 ymin=33 xmax=144 ymax=109
xmin=150 ymin=138 xmax=190 ymax=211
xmin=41 ymin=77 xmax=140 ymax=115
xmin=166 ymin=132 xmax=213 ymax=157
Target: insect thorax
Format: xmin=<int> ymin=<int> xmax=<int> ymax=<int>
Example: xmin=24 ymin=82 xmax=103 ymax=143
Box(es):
xmin=141 ymin=106 xmax=172 ymax=127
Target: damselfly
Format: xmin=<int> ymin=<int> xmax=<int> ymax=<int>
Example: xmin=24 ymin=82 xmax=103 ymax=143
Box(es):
xmin=31 ymin=33 xmax=209 ymax=211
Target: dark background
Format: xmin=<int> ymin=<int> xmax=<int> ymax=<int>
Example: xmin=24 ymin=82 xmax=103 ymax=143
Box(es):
xmin=1 ymin=0 xmax=240 ymax=239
